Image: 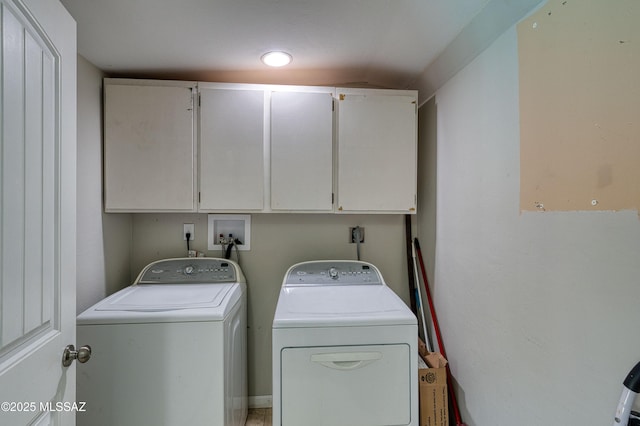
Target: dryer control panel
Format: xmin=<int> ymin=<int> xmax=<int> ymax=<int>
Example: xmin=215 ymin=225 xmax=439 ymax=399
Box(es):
xmin=284 ymin=261 xmax=383 ymax=286
xmin=137 ymin=258 xmax=236 ymax=284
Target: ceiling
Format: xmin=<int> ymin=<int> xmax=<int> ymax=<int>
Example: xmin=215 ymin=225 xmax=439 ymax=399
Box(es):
xmin=60 ymin=0 xmax=494 ymax=90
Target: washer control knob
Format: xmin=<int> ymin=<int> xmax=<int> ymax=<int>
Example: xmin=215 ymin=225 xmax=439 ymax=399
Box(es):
xmin=184 ymin=265 xmax=195 ymax=275
xmin=328 ymin=267 xmax=339 ymax=280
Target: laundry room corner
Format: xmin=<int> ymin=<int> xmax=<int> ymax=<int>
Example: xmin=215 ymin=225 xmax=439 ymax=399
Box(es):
xmin=76 ymin=54 xmax=132 ymax=315
xmin=130 ymin=212 xmax=410 ymax=397
xmin=416 ymin=95 xmax=438 ymax=304
xmin=74 ymin=51 xmax=417 ymax=404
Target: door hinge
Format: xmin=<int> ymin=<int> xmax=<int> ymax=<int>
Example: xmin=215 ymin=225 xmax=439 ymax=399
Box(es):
xmin=188 ymin=87 xmax=195 ymax=111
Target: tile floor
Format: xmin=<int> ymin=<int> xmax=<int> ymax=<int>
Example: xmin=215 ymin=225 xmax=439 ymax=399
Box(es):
xmin=245 ymin=408 xmax=272 ymax=426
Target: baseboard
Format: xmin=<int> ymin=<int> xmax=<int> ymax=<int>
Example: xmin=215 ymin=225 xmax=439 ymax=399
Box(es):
xmin=249 ymin=395 xmax=273 ymax=409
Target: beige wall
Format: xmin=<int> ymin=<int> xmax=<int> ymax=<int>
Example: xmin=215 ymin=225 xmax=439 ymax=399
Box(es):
xmin=519 ymin=0 xmax=640 ymax=212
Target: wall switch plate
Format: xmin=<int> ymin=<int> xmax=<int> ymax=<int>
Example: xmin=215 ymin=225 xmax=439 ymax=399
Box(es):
xmin=183 ymin=223 xmax=195 ymax=240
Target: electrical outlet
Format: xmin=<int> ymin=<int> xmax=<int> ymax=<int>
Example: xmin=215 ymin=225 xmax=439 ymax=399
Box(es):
xmin=350 ymin=227 xmax=365 ymax=243
xmin=183 ymin=223 xmax=194 ymax=240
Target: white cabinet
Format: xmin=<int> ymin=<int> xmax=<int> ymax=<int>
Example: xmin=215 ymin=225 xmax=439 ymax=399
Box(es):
xmin=103 ymin=79 xmax=196 ymax=212
xmin=270 ymin=88 xmax=334 ymax=211
xmin=198 ymin=85 xmax=265 ymax=211
xmin=103 ymin=80 xmax=417 ymax=214
xmin=336 ymin=88 xmax=417 ymax=213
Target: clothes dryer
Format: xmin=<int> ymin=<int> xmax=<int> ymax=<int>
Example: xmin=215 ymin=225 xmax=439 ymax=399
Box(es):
xmin=77 ymin=258 xmax=247 ymax=426
xmin=272 ymin=260 xmax=418 ymax=426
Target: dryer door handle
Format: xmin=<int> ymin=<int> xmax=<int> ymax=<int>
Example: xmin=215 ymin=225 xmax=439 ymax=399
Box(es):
xmin=311 ymin=351 xmax=382 ymax=370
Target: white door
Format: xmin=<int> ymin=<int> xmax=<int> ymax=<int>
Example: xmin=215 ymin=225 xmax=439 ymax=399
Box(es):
xmin=270 ymin=89 xmax=334 ymax=212
xmin=336 ymin=89 xmax=417 ymax=213
xmin=0 ymin=0 xmax=77 ymax=425
xmin=103 ymin=79 xmax=196 ymax=212
xmin=199 ymin=85 xmax=265 ymax=211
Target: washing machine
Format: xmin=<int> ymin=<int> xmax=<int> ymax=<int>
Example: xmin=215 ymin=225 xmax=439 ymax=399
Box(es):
xmin=76 ymin=257 xmax=247 ymax=426
xmin=272 ymin=260 xmax=418 ymax=426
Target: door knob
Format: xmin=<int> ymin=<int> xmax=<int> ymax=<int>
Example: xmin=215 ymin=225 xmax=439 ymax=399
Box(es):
xmin=62 ymin=344 xmax=92 ymax=367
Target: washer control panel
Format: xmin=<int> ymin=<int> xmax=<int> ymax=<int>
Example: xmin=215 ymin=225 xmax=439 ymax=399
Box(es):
xmin=284 ymin=261 xmax=383 ymax=286
xmin=137 ymin=258 xmax=236 ymax=284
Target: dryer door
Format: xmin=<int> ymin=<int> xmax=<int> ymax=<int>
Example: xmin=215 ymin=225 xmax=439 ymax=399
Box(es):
xmin=281 ymin=344 xmax=412 ymax=426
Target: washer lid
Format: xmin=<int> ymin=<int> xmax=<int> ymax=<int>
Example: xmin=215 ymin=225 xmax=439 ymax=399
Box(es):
xmin=96 ymin=283 xmax=235 ymax=312
xmin=272 ymin=284 xmax=416 ymax=328
xmin=77 ymin=283 xmax=244 ymax=325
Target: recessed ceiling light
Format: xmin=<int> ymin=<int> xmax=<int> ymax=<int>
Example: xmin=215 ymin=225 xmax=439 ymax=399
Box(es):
xmin=261 ymin=51 xmax=292 ymax=67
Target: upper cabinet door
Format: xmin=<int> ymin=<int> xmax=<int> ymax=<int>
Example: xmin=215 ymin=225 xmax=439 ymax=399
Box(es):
xmin=270 ymin=89 xmax=334 ymax=211
xmin=104 ymin=79 xmax=196 ymax=212
xmin=336 ymin=89 xmax=417 ymax=213
xmin=199 ymin=86 xmax=265 ymax=211
xmin=103 ymin=80 xmax=417 ymax=214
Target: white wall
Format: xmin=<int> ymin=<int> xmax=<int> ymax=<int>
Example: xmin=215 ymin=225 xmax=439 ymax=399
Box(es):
xmin=417 ymin=97 xmax=437 ymax=286
xmin=76 ymin=55 xmax=132 ymax=314
xmin=427 ymin=26 xmax=640 ymax=425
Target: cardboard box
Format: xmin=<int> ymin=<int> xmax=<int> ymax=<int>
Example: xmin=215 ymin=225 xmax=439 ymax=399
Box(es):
xmin=418 ymin=352 xmax=449 ymax=426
